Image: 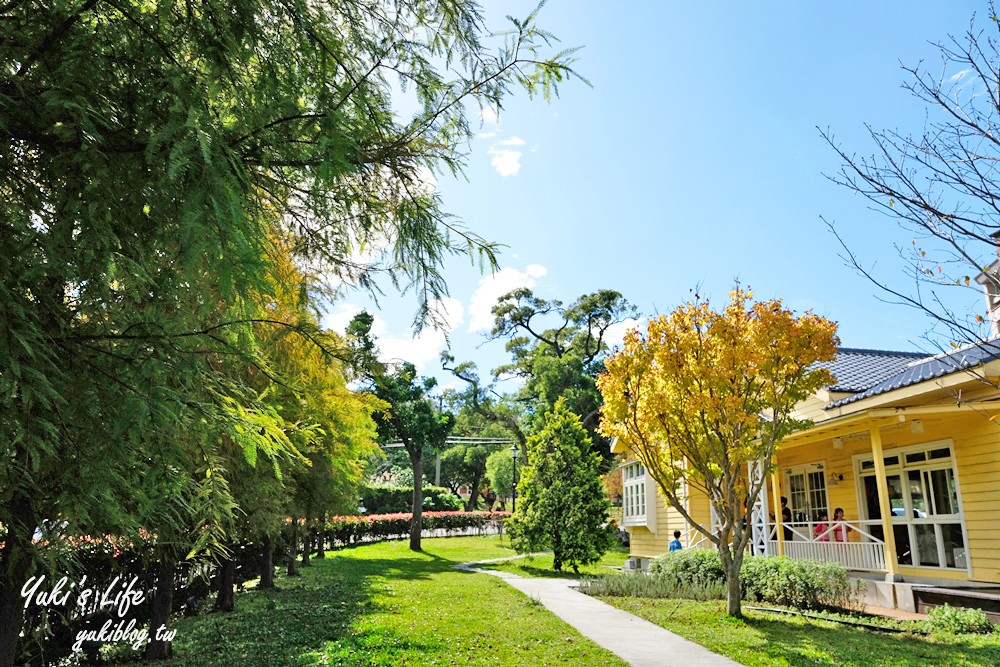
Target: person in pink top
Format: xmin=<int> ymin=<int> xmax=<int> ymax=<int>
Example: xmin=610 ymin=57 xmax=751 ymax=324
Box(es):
xmin=814 ymin=511 xmax=830 ymax=542
xmin=832 ymin=507 xmax=852 ymax=542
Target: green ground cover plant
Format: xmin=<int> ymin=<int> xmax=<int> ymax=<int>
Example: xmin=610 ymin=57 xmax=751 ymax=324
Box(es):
xmin=925 ymin=604 xmax=995 ymax=635
xmin=113 ymin=536 xmax=627 ymax=667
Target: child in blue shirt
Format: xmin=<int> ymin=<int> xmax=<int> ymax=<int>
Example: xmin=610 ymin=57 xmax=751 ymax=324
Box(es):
xmin=668 ymin=530 xmax=683 ymax=552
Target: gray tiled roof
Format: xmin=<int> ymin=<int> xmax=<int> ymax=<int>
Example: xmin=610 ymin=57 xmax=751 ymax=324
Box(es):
xmin=817 ymin=348 xmax=927 ymax=393
xmin=826 ymin=342 xmax=1000 ymax=409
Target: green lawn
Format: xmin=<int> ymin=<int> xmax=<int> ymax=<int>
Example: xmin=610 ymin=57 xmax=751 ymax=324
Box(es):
xmin=115 ymin=537 xmax=629 ymax=667
xmin=598 ymin=596 xmax=1000 ymax=667
xmin=476 ymin=543 xmax=629 ymax=579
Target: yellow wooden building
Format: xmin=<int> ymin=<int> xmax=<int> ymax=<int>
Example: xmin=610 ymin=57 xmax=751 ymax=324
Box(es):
xmin=613 ymin=342 xmax=1000 ymax=612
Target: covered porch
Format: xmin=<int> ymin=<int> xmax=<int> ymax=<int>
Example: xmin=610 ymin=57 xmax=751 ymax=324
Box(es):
xmin=745 ymin=404 xmax=990 ymax=583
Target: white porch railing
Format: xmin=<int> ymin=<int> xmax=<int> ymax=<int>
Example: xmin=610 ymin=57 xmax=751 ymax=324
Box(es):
xmin=767 ymin=519 xmax=887 ymax=572
xmin=673 ymin=519 xmax=888 ymax=573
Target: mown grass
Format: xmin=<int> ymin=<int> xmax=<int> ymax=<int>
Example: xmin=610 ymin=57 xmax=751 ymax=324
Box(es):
xmin=474 ymin=541 xmax=628 ymax=579
xmin=598 ymin=596 xmax=1000 ymax=667
xmin=112 ymin=537 xmax=628 ymax=667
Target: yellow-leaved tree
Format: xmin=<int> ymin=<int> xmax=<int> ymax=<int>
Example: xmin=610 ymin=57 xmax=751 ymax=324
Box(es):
xmin=597 ymin=288 xmax=838 ymax=617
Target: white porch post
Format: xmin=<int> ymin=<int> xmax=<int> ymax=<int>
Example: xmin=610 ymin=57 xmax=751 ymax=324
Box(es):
xmin=870 ymin=427 xmax=900 ymax=580
xmin=748 ymin=461 xmax=770 ymax=556
xmin=770 ymin=470 xmax=784 ymax=557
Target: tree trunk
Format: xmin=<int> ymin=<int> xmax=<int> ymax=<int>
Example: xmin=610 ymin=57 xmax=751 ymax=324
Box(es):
xmin=301 ymin=520 xmax=311 ymax=567
xmin=0 ymin=495 xmax=37 ymax=667
xmin=553 ymin=529 xmax=563 ymax=572
xmin=315 ymin=514 xmax=326 ymax=559
xmin=409 ymin=450 xmax=423 ymax=551
xmin=145 ymin=557 xmax=175 ymax=661
xmin=725 ymin=561 xmax=743 ymax=617
xmin=215 ymin=556 xmax=235 ymax=612
xmin=465 ymin=472 xmax=483 ymax=512
xmin=718 ymin=535 xmax=744 ymax=618
xmin=287 ymin=522 xmax=300 ymax=577
xmin=260 ymin=535 xmax=275 ymax=589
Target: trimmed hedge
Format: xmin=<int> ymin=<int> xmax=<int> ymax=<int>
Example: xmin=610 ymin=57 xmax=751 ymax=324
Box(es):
xmin=741 ymin=555 xmax=854 ymax=610
xmin=648 ymin=549 xmax=857 ymax=610
xmin=360 ymin=485 xmax=464 ymax=514
xmin=326 ymin=511 xmax=509 ymax=546
xmin=647 ymin=547 xmax=724 ymax=586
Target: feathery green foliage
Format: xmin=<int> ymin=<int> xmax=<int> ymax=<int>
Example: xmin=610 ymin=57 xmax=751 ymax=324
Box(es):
xmin=508 ymin=399 xmax=615 ymax=572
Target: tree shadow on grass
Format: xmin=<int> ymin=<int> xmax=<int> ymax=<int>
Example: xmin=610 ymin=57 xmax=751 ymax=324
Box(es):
xmin=742 ymin=614 xmax=1000 ymax=667
xmin=111 ymin=549 xmax=478 ymax=667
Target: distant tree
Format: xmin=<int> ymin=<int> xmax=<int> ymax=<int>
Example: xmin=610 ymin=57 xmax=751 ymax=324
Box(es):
xmin=823 ymin=6 xmax=1000 ymax=347
xmin=437 ymin=388 xmax=520 ymax=509
xmin=508 ymin=399 xmax=615 ymax=573
xmin=487 ymin=289 xmax=635 ymax=464
xmin=485 ymin=449 xmax=516 ymax=510
xmin=349 ymin=311 xmax=453 ymax=550
xmin=373 ymin=364 xmax=453 ymax=550
xmin=441 ymin=354 xmax=528 ymax=452
xmin=598 ymin=288 xmax=838 ymax=617
xmin=602 ymin=468 xmax=623 ymax=506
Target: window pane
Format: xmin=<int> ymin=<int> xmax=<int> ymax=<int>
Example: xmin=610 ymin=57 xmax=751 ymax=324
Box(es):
xmin=908 ymin=470 xmax=927 ymax=517
xmin=887 ymin=475 xmax=905 ymax=515
xmin=915 ymin=524 xmax=939 ymax=567
xmin=895 ymin=524 xmax=912 ymax=566
xmin=808 ymin=471 xmax=828 ymax=521
xmin=929 ymin=468 xmax=957 ymax=516
xmin=943 ymin=524 xmax=966 ymax=568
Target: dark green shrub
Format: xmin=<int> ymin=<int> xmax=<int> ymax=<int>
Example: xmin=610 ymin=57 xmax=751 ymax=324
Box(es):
xmin=649 ymin=549 xmax=856 ymax=611
xmin=648 ymin=548 xmax=725 ymax=586
xmin=325 ymin=511 xmax=508 ymax=546
xmin=925 ymin=604 xmax=994 ymax=635
xmin=741 ymin=555 xmax=854 ymax=610
xmin=359 ymin=485 xmax=461 ymax=514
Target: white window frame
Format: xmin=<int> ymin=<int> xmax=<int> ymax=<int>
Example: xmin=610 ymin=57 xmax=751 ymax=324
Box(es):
xmin=621 ymin=460 xmax=657 ymax=532
xmin=852 ymin=439 xmax=970 ymax=574
xmin=783 ymin=461 xmax=829 ymax=527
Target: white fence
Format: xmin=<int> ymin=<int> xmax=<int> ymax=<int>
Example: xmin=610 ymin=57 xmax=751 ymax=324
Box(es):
xmin=675 ymin=520 xmax=889 ymax=572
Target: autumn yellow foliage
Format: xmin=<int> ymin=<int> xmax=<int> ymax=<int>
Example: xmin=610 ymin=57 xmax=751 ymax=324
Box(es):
xmin=596 ymin=287 xmax=839 ymax=616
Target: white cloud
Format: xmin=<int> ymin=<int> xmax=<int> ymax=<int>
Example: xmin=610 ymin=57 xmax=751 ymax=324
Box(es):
xmin=488 ymin=149 xmax=522 ymax=176
xmin=322 ymin=299 xmax=464 ymax=372
xmin=525 ymin=264 xmax=546 ymax=278
xmin=468 ymin=265 xmax=548 ymax=332
xmin=602 ymin=317 xmax=646 ymax=352
xmin=949 ymin=68 xmax=971 ymax=82
xmin=487 ymin=136 xmax=528 ymax=177
xmin=480 ymin=104 xmax=500 ymax=125
xmin=428 ymin=297 xmax=464 ymax=331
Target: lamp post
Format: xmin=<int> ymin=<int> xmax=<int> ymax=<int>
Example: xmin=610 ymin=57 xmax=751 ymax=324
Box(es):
xmin=510 ymin=444 xmax=519 ymax=513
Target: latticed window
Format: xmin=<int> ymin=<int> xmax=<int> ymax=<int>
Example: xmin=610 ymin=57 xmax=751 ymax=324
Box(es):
xmin=622 ymin=461 xmax=646 ymax=520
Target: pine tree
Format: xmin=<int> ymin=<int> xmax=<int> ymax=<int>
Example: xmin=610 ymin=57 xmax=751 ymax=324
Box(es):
xmin=508 ymin=399 xmax=615 ymax=573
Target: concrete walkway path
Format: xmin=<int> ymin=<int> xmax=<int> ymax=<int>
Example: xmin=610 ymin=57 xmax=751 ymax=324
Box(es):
xmin=456 ymin=557 xmax=741 ymax=667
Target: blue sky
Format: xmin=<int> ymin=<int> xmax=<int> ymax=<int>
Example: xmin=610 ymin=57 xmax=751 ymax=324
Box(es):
xmin=323 ymin=1 xmax=988 ymax=389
